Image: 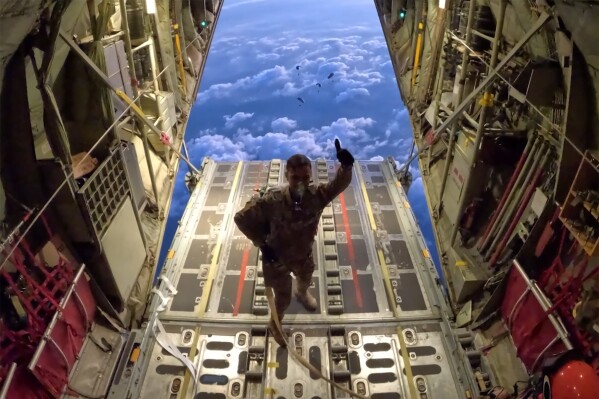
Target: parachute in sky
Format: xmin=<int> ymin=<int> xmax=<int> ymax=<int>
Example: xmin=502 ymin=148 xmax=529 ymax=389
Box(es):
xmin=316 ymin=83 xmax=322 ymax=87
xmin=327 ymin=72 xmax=335 ymax=79
xmin=296 ymin=65 xmax=301 ymax=70
xmin=296 ymin=97 xmax=305 ymax=106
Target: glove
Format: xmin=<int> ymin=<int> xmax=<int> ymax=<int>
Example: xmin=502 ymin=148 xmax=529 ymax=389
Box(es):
xmin=260 ymin=244 xmax=278 ymax=263
xmin=335 ymin=138 xmax=354 ymax=166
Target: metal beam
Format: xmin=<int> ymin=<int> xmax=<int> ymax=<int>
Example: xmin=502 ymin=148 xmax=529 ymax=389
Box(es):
xmin=438 ymin=0 xmax=477 ymax=199
xmin=58 ymin=31 xmax=201 ymax=176
xmin=437 ymin=11 xmax=550 ymax=141
xmin=400 ymin=11 xmax=550 ymax=176
xmin=449 ymin=0 xmax=509 ymax=244
xmin=118 ymin=0 xmax=138 ymax=96
xmin=391 ymin=0 xmax=401 ymax=25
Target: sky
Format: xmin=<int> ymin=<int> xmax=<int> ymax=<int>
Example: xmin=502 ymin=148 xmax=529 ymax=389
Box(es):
xmin=159 ymin=0 xmax=440 ymax=274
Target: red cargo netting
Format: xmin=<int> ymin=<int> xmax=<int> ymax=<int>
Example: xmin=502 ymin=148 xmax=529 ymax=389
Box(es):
xmin=501 ymin=263 xmax=569 ymax=372
xmin=30 ymin=270 xmax=96 ymax=398
xmin=1 ymin=365 xmax=53 ymax=399
xmin=0 ymin=214 xmax=96 ymax=398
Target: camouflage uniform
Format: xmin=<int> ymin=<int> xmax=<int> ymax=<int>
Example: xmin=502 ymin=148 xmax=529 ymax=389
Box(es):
xmin=234 ymin=164 xmax=353 ymax=318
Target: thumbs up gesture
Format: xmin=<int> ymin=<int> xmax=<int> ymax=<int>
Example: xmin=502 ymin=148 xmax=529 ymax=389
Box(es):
xmin=335 ymin=138 xmax=354 ymax=167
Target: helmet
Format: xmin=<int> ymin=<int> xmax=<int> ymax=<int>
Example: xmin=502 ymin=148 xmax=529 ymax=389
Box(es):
xmin=544 ymin=360 xmax=599 ymax=399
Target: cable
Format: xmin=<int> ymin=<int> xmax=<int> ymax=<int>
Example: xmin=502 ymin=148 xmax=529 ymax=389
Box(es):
xmin=0 ymin=92 xmax=139 ymax=272
xmin=0 ymin=58 xmax=204 ymax=272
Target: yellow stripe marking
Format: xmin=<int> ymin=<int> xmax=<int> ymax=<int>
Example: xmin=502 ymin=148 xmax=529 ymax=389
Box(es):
xmin=167 ymin=249 xmax=175 ymax=259
xmin=403 ymin=200 xmax=410 ymax=209
xmin=195 ymin=161 xmax=243 ymax=316
xmin=115 ymin=90 xmax=145 ymax=116
xmin=180 ymin=326 xmax=201 ymax=397
xmin=355 ymin=164 xmax=377 ymax=231
xmin=456 ymin=260 xmax=467 ymax=267
xmin=267 ymin=362 xmax=279 ymax=368
xmin=423 ymin=249 xmax=430 ymax=259
xmin=182 ymin=162 xmax=243 ymax=396
xmin=358 ymin=164 xmax=418 ymax=399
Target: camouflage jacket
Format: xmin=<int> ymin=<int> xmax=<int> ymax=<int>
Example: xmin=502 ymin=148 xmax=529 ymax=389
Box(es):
xmin=234 ymin=164 xmax=353 ymax=263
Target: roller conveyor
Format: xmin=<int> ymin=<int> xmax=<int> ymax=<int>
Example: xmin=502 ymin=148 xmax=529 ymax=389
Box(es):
xmin=107 ymin=159 xmax=473 ymax=399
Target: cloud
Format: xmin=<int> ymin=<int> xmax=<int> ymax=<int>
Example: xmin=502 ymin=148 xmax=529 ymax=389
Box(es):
xmin=335 ymin=87 xmax=370 ymax=102
xmin=187 ymin=135 xmax=251 ymax=163
xmin=197 ymin=65 xmax=291 ymax=103
xmin=186 ymin=117 xmax=386 ymax=163
xmin=363 ymin=39 xmax=387 ymax=49
xmin=274 ymin=45 xmax=300 ymax=52
xmin=197 ymin=31 xmax=392 ymax=104
xmin=384 ymin=107 xmax=410 ymax=138
xmin=271 ymin=117 xmax=298 ymax=131
xmin=256 ymin=52 xmax=281 ymax=61
xmin=223 ymin=112 xmax=254 ymax=128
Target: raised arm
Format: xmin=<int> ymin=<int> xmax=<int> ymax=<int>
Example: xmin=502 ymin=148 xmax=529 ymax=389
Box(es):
xmin=317 ymin=164 xmax=353 ymax=205
xmin=316 ymin=138 xmax=355 ymax=205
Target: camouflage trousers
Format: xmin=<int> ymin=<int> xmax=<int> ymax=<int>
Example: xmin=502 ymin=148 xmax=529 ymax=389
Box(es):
xmin=262 ymin=252 xmax=315 ymax=319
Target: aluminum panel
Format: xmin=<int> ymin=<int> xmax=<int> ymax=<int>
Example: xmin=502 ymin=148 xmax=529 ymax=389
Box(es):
xmin=116 ymin=160 xmax=473 ymax=399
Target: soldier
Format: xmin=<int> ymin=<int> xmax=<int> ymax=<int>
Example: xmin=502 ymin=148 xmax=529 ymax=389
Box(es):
xmin=234 ymin=139 xmax=355 ymax=346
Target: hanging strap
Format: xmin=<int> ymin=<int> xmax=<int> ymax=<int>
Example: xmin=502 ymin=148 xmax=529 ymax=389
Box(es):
xmin=152 ymin=318 xmax=198 ymax=381
xmin=266 ymin=287 xmax=371 ymax=399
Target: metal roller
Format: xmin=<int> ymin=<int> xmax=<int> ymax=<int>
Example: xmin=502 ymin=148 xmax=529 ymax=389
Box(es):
xmin=248 ymin=345 xmax=264 ymax=354
xmin=327 ymin=285 xmax=342 ymax=295
xmin=333 ymin=370 xmax=351 ymax=381
xmin=328 ymin=305 xmax=344 ymax=315
xmin=331 ymin=345 xmax=349 ymax=354
xmin=244 ymin=370 xmax=263 ymax=380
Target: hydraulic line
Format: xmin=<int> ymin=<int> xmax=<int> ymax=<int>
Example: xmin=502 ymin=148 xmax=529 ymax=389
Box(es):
xmin=488 ymin=150 xmax=549 ymax=267
xmin=484 ymin=141 xmax=548 ymax=259
xmin=479 ymin=136 xmax=541 ymax=253
xmin=477 ymin=135 xmax=534 ymax=249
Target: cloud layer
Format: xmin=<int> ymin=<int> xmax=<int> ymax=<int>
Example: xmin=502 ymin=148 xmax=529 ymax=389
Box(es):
xmin=223 ymin=112 xmax=254 ymax=128
xmin=161 ymin=0 xmax=440 ymax=273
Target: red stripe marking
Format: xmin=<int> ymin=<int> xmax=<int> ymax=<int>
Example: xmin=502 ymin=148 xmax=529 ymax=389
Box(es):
xmin=340 ymin=192 xmax=363 ymax=309
xmin=233 ymin=165 xmax=264 ymax=316
xmin=233 ymin=248 xmax=250 ymax=316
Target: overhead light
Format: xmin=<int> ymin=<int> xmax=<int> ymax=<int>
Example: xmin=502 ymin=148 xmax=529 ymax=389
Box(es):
xmin=145 ymin=0 xmax=156 ymax=14
xmin=439 ymin=0 xmax=446 ymax=9
xmin=399 ymin=8 xmax=406 ymax=19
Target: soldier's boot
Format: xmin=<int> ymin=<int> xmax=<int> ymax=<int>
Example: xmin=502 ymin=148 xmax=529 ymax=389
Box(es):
xmin=268 ymin=315 xmax=288 ymax=347
xmin=294 ymin=280 xmax=318 ymax=312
